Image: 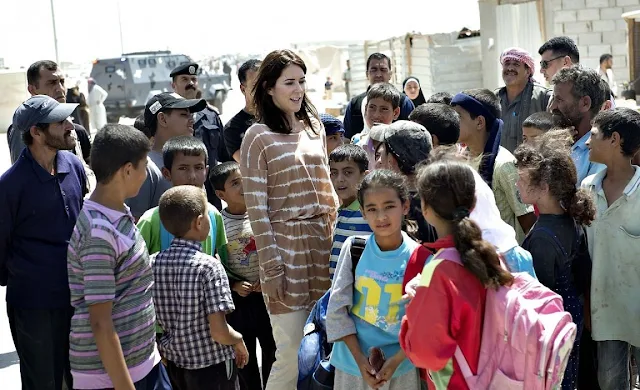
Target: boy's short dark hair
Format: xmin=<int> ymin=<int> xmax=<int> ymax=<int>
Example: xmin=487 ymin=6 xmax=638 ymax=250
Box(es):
xmin=522 ymin=112 xmax=555 ymax=132
xmin=366 ymin=83 xmax=401 ymax=110
xmin=426 ymin=92 xmax=453 ymax=105
xmin=593 ymin=107 xmax=640 ymax=157
xmin=209 ymin=161 xmax=241 ymax=191
xmin=329 ymin=144 xmax=369 ymax=173
xmin=409 ymin=103 xmax=460 ymax=146
xmin=162 ymin=136 xmax=208 ymax=171
xmin=90 ymin=124 xmax=150 ymax=184
xmin=158 ymin=186 xmax=208 ymax=238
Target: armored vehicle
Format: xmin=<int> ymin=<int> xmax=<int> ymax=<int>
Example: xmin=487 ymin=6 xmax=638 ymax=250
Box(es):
xmin=89 ymin=51 xmax=230 ymax=122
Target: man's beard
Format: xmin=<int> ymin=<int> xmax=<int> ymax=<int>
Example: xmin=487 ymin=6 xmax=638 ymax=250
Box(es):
xmin=552 ymin=109 xmax=580 ymax=129
xmin=45 ymin=132 xmax=76 ymax=151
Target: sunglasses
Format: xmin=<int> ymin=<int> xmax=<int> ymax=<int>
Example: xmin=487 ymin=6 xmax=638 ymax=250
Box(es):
xmin=540 ymin=55 xmax=565 ymax=70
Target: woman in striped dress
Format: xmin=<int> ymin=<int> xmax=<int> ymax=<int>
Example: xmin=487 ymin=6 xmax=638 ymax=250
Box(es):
xmin=240 ymin=49 xmax=340 ymax=390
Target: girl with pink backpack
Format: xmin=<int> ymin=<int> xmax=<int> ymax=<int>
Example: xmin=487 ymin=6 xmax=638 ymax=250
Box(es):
xmin=399 ymin=161 xmax=515 ymax=389
xmin=400 ymin=160 xmax=577 ymax=390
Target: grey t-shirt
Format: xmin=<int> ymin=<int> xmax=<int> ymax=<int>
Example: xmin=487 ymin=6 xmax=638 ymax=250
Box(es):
xmin=125 ymin=155 xmax=171 ymax=219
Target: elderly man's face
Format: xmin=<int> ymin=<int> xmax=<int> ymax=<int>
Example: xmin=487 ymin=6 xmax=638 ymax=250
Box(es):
xmin=502 ymin=59 xmax=530 ymax=87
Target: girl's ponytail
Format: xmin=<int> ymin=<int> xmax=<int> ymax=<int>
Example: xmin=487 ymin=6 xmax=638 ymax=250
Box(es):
xmin=451 ymin=208 xmax=513 ymax=289
xmin=565 ymin=188 xmax=596 ymax=226
xmin=417 ymin=161 xmax=514 ymax=288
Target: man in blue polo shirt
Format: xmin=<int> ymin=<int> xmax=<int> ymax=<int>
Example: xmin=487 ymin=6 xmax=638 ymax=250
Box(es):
xmin=0 ymin=95 xmax=87 ymax=390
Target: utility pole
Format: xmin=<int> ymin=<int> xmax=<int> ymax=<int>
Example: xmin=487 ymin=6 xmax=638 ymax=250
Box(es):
xmin=117 ymin=0 xmax=124 ymax=54
xmin=50 ymin=0 xmax=59 ymax=63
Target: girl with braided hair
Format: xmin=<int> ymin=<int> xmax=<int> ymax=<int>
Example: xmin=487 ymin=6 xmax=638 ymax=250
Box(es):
xmin=399 ymin=160 xmax=514 ymax=389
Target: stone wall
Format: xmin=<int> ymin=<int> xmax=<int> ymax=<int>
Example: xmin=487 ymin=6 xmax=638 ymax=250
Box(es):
xmin=549 ymin=0 xmax=640 ymax=82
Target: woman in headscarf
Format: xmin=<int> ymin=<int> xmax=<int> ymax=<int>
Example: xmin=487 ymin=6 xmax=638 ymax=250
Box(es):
xmin=402 ymin=77 xmax=426 ymax=108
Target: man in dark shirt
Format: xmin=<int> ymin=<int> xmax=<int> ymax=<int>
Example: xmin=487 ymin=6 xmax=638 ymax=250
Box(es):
xmin=7 ymin=60 xmax=91 ymax=164
xmin=0 ymin=95 xmax=88 ymax=390
xmin=343 ymin=53 xmax=415 ymax=140
xmin=224 ymin=59 xmax=261 ymax=162
xmin=170 ymin=62 xmax=230 ymax=209
xmin=494 ymin=48 xmax=551 ymax=152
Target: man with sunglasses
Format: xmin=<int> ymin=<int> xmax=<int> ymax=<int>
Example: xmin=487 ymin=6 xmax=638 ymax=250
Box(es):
xmin=538 ymin=36 xmax=580 ymax=84
xmin=495 ymin=47 xmax=552 ymax=152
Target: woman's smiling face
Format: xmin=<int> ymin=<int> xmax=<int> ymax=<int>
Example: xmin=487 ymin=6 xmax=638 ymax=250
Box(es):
xmin=268 ymin=64 xmax=306 ymax=116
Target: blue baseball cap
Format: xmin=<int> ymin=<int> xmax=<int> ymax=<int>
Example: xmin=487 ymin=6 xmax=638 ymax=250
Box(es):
xmin=13 ymin=95 xmax=78 ymax=133
xmin=320 ymin=113 xmax=345 ymax=136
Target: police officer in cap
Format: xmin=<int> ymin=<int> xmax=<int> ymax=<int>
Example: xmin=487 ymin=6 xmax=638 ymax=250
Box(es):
xmin=170 ymin=62 xmax=231 ymax=210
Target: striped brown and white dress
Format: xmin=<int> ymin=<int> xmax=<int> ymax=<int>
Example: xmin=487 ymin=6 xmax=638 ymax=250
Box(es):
xmin=240 ymin=119 xmax=339 ymax=314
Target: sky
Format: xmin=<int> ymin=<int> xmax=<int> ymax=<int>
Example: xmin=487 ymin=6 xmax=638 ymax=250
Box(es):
xmin=1 ymin=0 xmax=480 ymax=67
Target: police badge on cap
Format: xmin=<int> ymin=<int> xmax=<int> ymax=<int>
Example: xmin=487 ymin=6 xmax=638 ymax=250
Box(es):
xmin=170 ymin=62 xmax=199 ymax=78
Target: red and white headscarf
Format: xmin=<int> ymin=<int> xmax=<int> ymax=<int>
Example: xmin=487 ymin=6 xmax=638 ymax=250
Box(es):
xmin=500 ymin=47 xmax=535 ymax=78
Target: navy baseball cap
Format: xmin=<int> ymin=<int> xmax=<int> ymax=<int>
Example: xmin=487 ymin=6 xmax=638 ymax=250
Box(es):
xmin=320 ymin=113 xmax=345 ymax=136
xmin=12 ymin=95 xmax=78 ymax=133
xmin=144 ymin=92 xmax=206 ymax=129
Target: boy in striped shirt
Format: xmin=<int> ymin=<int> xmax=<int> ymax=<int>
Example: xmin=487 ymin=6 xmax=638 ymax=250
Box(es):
xmin=211 ymin=161 xmax=277 ymax=390
xmin=67 ymin=124 xmax=170 ymax=389
xmin=328 ymin=144 xmax=372 ymax=280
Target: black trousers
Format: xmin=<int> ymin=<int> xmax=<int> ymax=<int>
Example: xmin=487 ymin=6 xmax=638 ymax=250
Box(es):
xmin=578 ymin=328 xmax=601 ymax=390
xmin=166 ymin=360 xmax=238 ymax=390
xmin=226 ymin=291 xmax=276 ymax=390
xmin=7 ymin=303 xmax=74 ymax=390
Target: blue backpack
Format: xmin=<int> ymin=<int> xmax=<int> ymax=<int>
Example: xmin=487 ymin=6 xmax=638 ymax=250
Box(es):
xmin=297 ymin=237 xmax=366 ymax=390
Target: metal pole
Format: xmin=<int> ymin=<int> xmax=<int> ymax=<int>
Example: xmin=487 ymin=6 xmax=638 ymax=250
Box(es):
xmin=117 ymin=0 xmax=124 ymax=54
xmin=50 ymin=0 xmax=59 ymax=63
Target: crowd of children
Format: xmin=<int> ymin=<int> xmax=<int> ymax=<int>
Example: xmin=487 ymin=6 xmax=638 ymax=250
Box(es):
xmin=6 ymin=45 xmax=638 ymax=390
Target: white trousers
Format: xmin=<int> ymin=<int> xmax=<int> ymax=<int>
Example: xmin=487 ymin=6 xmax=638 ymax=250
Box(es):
xmin=265 ymin=310 xmax=308 ymax=390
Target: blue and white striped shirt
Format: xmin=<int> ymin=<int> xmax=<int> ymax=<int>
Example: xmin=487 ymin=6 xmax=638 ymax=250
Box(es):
xmin=329 ymin=200 xmax=372 ymax=280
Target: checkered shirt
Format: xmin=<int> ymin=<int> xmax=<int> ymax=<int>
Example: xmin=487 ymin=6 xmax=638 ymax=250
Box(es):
xmin=151 ymin=238 xmax=235 ymax=369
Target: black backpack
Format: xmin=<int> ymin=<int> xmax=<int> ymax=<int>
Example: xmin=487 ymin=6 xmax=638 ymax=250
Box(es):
xmin=297 ymin=237 xmax=367 ymax=390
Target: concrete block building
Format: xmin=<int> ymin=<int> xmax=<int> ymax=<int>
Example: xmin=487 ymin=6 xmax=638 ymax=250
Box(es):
xmin=480 ymin=0 xmax=640 ymax=91
xmin=347 ymin=32 xmax=484 ymax=98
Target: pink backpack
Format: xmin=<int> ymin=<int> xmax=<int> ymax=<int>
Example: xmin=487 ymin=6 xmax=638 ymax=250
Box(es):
xmin=434 ymin=247 xmax=577 ymax=390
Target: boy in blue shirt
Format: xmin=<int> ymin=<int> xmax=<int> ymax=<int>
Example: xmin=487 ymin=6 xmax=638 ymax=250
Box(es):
xmin=328 ymin=144 xmax=372 ymax=280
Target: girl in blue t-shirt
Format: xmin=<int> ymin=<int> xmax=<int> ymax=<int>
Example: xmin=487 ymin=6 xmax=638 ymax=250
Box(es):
xmin=326 ymin=169 xmax=421 ymax=390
